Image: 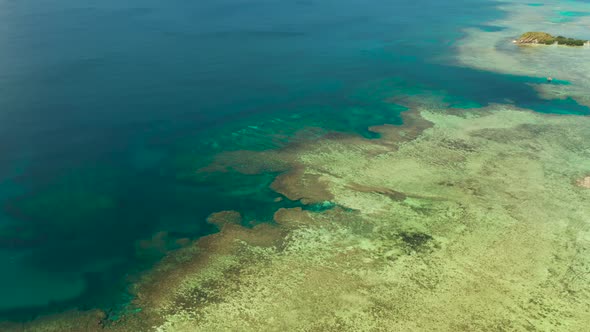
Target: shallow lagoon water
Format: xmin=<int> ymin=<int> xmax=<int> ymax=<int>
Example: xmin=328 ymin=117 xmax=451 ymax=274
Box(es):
xmin=0 ymin=0 xmax=588 ymax=322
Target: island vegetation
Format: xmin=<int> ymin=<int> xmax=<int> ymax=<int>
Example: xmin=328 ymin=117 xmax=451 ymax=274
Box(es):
xmin=516 ymin=31 xmax=588 ymax=46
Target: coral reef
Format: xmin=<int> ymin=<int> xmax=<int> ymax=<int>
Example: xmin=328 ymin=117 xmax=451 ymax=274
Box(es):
xmin=147 ymin=102 xmax=590 ymax=331
xmin=5 ymin=98 xmax=590 ymax=331
xmin=6 ymin=2 xmax=590 ymax=330
xmin=7 ymin=1 xmax=590 ymax=331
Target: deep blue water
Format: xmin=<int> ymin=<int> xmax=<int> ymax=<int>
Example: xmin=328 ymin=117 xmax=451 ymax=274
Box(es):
xmin=0 ymin=0 xmax=587 ymax=321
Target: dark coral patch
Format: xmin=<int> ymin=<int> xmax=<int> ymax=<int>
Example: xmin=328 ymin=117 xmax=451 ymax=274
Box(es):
xmin=399 ymin=232 xmax=433 ymax=252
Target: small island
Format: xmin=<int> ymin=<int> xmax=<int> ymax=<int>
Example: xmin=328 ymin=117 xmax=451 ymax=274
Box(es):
xmin=515 ymin=31 xmax=589 ymax=46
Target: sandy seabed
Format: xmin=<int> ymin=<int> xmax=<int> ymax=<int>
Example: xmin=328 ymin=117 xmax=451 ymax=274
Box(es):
xmin=578 ymin=176 xmax=590 ymax=188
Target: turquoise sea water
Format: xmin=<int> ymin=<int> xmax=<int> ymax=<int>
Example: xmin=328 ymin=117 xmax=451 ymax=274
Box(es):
xmin=0 ymin=0 xmax=588 ymax=321
xmin=550 ymin=10 xmax=590 ymax=22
